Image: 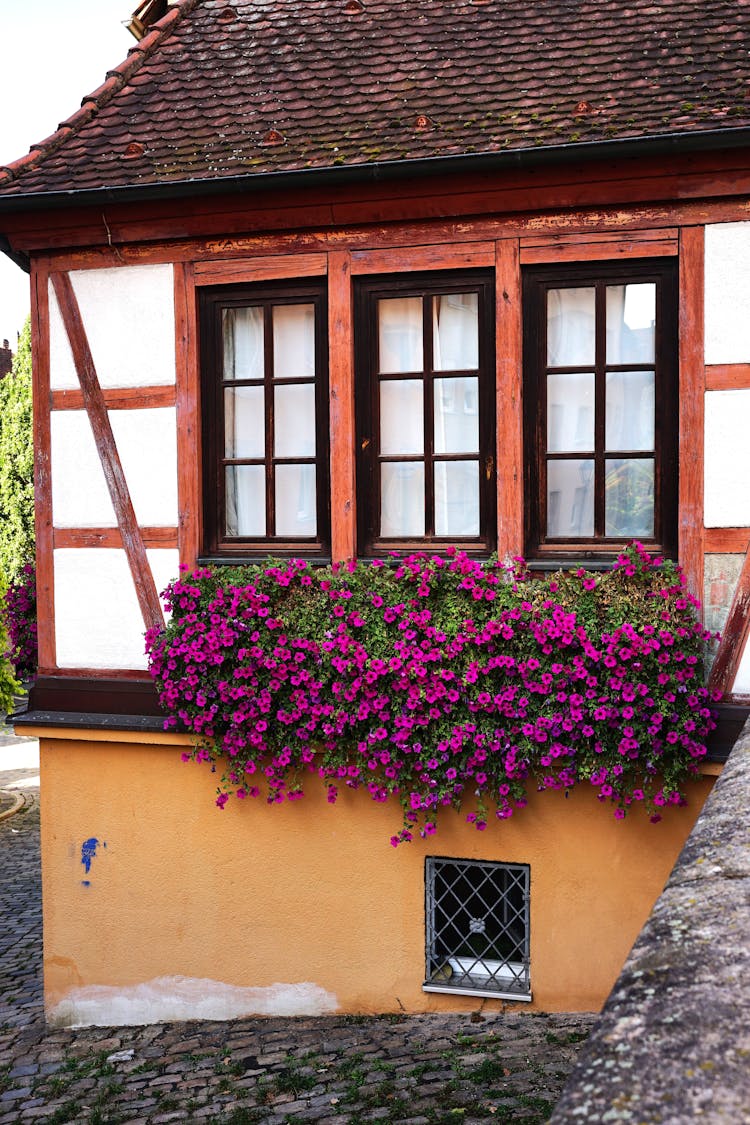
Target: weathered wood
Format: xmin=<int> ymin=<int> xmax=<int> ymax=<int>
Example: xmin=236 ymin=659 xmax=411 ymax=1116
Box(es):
xmin=351 ymin=243 xmax=494 ymax=274
xmin=194 ymin=252 xmax=327 ymax=284
xmin=328 ymin=250 xmax=356 ymax=562
xmin=495 ymin=238 xmax=523 ymax=559
xmin=50 ymin=384 xmax=177 ymax=411
xmin=678 ymin=226 xmax=705 ymax=603
xmin=50 ymin=271 xmax=165 ymax=633
xmin=709 ymin=542 xmax=750 ymax=695
xmin=31 ymin=259 xmax=56 ymax=672
xmin=520 ymin=228 xmax=679 ymax=248
xmin=53 ymin=527 xmax=178 ymax=549
xmin=520 ymin=239 xmax=677 ymax=264
xmin=704 ymin=528 xmax=750 ymax=553
xmin=174 ymin=262 xmax=202 ymax=572
xmin=705 ymin=364 xmax=750 ymax=392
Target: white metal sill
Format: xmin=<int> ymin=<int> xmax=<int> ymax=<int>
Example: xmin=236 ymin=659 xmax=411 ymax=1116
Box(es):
xmin=422 ymin=983 xmax=532 ymax=1002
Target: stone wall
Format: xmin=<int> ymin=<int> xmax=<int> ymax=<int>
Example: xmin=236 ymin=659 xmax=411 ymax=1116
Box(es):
xmin=549 ymin=720 xmax=750 ymax=1124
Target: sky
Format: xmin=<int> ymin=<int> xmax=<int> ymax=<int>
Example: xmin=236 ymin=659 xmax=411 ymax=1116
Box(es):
xmin=0 ymin=0 xmax=134 ymax=347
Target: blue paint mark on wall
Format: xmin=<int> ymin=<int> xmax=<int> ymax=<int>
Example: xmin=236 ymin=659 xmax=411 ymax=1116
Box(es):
xmin=81 ymin=880 xmax=91 ymax=887
xmin=81 ymin=837 xmax=99 ymax=875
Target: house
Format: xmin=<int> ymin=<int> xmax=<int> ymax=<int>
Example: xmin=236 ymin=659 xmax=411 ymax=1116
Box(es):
xmin=1 ymin=0 xmax=749 ymax=1025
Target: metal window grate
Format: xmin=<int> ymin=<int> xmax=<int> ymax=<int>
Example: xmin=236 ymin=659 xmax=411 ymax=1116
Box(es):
xmin=424 ymin=857 xmax=531 ymax=1000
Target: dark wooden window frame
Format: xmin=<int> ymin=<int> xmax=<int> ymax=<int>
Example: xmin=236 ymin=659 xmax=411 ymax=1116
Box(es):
xmin=199 ymin=280 xmax=330 ymax=559
xmin=355 ymin=271 xmax=496 ymax=557
xmin=523 ymin=258 xmax=679 ymax=564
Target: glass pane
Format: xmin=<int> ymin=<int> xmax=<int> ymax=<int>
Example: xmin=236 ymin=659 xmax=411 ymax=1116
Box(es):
xmin=223 ymin=306 xmax=264 ymax=380
xmin=380 ymin=379 xmax=424 ymax=455
xmin=275 ymin=464 xmax=317 ymax=536
xmin=378 ymin=297 xmax=423 ymax=373
xmin=547 ymin=287 xmax=595 ymax=367
xmin=274 ymin=383 xmax=316 ymax=457
xmin=605 ymin=458 xmax=654 ymax=537
xmin=433 ymin=293 xmax=479 ymax=371
xmin=606 ymin=370 xmax=655 ymax=451
xmin=547 ymin=372 xmax=594 ymax=452
xmin=224 ymin=386 xmax=264 ymax=458
xmin=606 ymin=284 xmax=655 ymax=364
xmin=225 ymin=465 xmax=265 ymax=537
xmin=546 ymin=459 xmax=594 ymax=537
xmin=435 ymin=461 xmax=479 ymax=536
xmin=381 ymin=462 xmax=425 ymax=536
xmin=434 ymin=377 xmax=478 ymax=454
xmin=273 ymin=304 xmax=315 ymax=379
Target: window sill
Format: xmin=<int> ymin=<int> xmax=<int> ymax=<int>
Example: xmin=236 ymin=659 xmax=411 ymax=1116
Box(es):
xmin=423 ymin=983 xmax=532 ymax=1002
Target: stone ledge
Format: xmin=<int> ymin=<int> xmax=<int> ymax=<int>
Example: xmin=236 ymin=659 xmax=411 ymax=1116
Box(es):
xmin=549 ymin=717 xmax=750 ymax=1125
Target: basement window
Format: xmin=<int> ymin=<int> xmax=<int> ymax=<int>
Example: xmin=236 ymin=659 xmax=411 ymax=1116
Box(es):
xmin=424 ymin=857 xmax=531 ymax=1001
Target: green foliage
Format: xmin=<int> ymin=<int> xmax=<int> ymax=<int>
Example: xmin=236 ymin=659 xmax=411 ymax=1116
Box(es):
xmin=0 ymin=317 xmax=34 ymax=583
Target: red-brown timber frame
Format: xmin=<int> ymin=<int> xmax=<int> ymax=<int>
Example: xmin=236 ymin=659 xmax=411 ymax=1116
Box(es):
xmin=31 ymin=258 xmax=55 ymax=674
xmin=678 ymin=226 xmax=705 ymax=604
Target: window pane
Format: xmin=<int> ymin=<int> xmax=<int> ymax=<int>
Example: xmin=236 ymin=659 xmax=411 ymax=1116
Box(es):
xmin=605 ymin=370 xmax=655 ymax=451
xmin=381 ymin=462 xmax=425 ymax=536
xmin=606 ymin=284 xmax=655 ymax=364
xmin=433 ymin=293 xmax=479 ymax=371
xmin=380 ymin=379 xmax=424 ymax=455
xmin=547 ymin=287 xmax=595 ymax=367
xmin=275 ymin=464 xmax=317 ymax=536
xmin=223 ymin=306 xmax=264 ymax=380
xmin=225 ymin=465 xmax=265 ymax=536
xmin=378 ymin=297 xmax=423 ymax=373
xmin=274 ymin=383 xmax=316 ymax=457
xmin=273 ymin=304 xmax=315 ymax=379
xmin=547 ymin=372 xmax=594 ymax=452
xmin=224 ymin=386 xmax=264 ymax=458
xmin=605 ymin=458 xmax=654 ymax=537
xmin=546 ymin=459 xmax=594 ymax=537
xmin=434 ymin=377 xmax=478 ymax=454
xmin=435 ymin=461 xmax=479 ymax=536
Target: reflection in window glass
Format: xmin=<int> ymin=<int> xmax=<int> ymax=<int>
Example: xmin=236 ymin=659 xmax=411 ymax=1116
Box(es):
xmin=434 ymin=377 xmax=478 ymax=454
xmin=381 ymin=462 xmax=425 ymax=536
xmin=433 ymin=293 xmax=479 ymax=371
xmin=546 ymin=372 xmax=594 ymax=452
xmin=605 ymin=458 xmax=654 ymax=537
xmin=435 ymin=461 xmax=479 ymax=535
xmin=547 ymin=288 xmax=595 ymax=366
xmin=272 ymin=304 xmax=316 ymax=379
xmin=546 ymin=459 xmax=594 ymax=537
xmin=605 ymin=371 xmax=655 ymax=451
xmin=606 ymin=284 xmax=655 ymax=364
xmin=380 ymin=380 xmax=424 ymax=455
xmin=378 ymin=297 xmax=423 ymax=373
xmin=274 ymin=384 xmax=316 ymax=457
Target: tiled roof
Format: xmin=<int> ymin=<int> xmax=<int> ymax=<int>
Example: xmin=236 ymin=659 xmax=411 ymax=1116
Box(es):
xmin=2 ymin=0 xmax=750 ymax=198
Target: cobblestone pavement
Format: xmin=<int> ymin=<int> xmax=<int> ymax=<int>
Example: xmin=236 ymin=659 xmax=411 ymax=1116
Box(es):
xmin=0 ymin=752 xmax=595 ymax=1124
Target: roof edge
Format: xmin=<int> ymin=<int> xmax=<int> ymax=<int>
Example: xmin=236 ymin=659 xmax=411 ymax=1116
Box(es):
xmin=2 ymin=124 xmax=750 ymax=223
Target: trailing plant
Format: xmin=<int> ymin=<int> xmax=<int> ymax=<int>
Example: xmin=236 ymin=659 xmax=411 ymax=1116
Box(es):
xmin=146 ymin=544 xmax=717 ymax=844
xmin=2 ymin=561 xmax=37 ymax=682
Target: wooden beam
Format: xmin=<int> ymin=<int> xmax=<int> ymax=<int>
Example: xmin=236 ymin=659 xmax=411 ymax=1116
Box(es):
xmin=174 ymin=262 xmax=202 ymax=572
xmin=53 ymin=527 xmax=178 ymax=549
xmin=328 ymin=250 xmax=356 ymax=562
xmin=50 ymin=384 xmax=177 ymax=411
xmin=31 ymin=258 xmax=56 ymax=671
xmin=704 ymin=527 xmax=750 ymax=554
xmin=350 ymin=243 xmax=494 ymax=274
xmin=678 ymin=226 xmax=705 ymax=604
xmin=705 ymin=363 xmax=750 ymax=391
xmin=495 ymin=238 xmax=523 ymax=559
xmin=50 ymin=272 xmax=165 ymax=632
xmin=709 ymin=543 xmax=750 ymax=695
xmin=193 ymin=252 xmax=327 ymax=285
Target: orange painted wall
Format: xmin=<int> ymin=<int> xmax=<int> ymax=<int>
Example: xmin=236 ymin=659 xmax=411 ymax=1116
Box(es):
xmin=36 ymin=728 xmax=717 ymax=1016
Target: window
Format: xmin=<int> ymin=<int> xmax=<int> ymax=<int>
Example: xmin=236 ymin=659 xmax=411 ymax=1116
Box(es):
xmin=355 ymin=273 xmax=496 ymax=555
xmin=523 ymin=260 xmax=678 ymax=561
xmin=424 ymin=857 xmax=531 ymax=1000
xmin=200 ymin=282 xmax=329 ymax=557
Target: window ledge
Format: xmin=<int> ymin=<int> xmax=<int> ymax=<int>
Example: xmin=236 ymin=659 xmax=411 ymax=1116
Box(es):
xmin=423 ymin=983 xmax=532 ymax=1002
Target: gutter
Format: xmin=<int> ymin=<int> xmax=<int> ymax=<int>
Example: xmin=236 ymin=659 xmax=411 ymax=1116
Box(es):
xmin=2 ymin=124 xmax=750 ymax=272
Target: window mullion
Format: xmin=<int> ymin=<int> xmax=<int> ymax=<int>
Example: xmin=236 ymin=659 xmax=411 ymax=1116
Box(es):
xmin=594 ymin=281 xmax=607 ymax=539
xmin=265 ymin=303 xmax=275 ymax=538
xmin=424 ymin=295 xmax=435 ymax=538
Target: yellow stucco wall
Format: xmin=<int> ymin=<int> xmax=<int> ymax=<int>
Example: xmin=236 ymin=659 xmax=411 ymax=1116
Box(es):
xmin=35 ymin=729 xmax=717 ymax=1017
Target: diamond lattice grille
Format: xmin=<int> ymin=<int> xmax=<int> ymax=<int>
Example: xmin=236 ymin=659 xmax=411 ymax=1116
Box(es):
xmin=425 ymin=857 xmax=530 ymax=996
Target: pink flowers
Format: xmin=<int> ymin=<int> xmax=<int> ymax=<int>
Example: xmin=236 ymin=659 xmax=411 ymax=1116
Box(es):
xmin=146 ymin=544 xmax=716 ymax=843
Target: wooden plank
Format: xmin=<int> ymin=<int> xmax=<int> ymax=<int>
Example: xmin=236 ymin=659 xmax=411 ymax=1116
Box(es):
xmin=678 ymin=226 xmax=705 ymax=604
xmin=50 ymin=384 xmax=177 ymax=411
xmin=704 ymin=527 xmax=750 ymax=554
xmin=31 ymin=258 xmax=56 ymax=671
xmin=351 ymin=243 xmax=494 ymax=274
xmin=50 ymin=272 xmax=165 ymax=633
xmin=520 ymin=228 xmax=679 ymax=248
xmin=495 ymin=238 xmax=524 ymax=559
xmin=193 ymin=252 xmax=327 ymax=285
xmin=327 ymin=250 xmax=356 ymax=562
xmin=705 ymin=364 xmax=750 ymax=391
xmin=174 ymin=262 xmax=202 ymax=572
xmin=53 ymin=527 xmax=178 ymax=549
xmin=520 ymin=239 xmax=676 ymax=264
xmin=709 ymin=543 xmax=750 ymax=695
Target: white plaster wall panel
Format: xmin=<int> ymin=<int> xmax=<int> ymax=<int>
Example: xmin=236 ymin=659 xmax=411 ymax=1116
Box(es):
xmin=732 ymin=639 xmax=750 ymax=695
xmin=705 ymin=222 xmax=750 ymax=365
xmin=51 ymin=411 xmax=116 ymax=528
xmin=51 ymin=408 xmax=178 ymax=528
xmin=54 ymin=547 xmax=179 ymax=669
xmin=704 ymin=390 xmax=750 ymax=527
xmin=49 ymin=264 xmax=176 ymax=391
xmin=147 ymin=548 xmax=181 ymax=622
